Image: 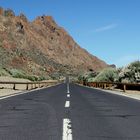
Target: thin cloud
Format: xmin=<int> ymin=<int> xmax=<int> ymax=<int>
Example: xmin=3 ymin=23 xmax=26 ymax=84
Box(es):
xmin=95 ymin=24 xmax=118 ymax=32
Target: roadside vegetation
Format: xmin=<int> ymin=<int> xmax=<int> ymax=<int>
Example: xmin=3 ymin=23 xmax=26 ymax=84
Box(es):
xmin=0 ymin=67 xmax=46 ymax=81
xmin=0 ymin=60 xmax=140 ymax=82
xmin=78 ymin=60 xmax=140 ymax=84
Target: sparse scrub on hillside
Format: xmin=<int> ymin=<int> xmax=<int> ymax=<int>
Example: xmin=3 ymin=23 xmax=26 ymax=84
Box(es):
xmin=0 ymin=67 xmax=10 ymax=76
xmin=19 ymin=13 xmax=28 ymax=22
xmin=7 ymin=69 xmax=46 ymax=81
xmin=4 ymin=9 xmax=15 ymax=17
xmin=3 ymin=18 xmax=12 ymax=28
xmin=8 ymin=69 xmax=27 ymax=79
xmin=0 ymin=43 xmax=2 ymax=48
xmin=50 ymin=72 xmax=62 ymax=80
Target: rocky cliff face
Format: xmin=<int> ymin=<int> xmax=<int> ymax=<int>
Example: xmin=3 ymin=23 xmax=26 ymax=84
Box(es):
xmin=0 ymin=8 xmax=108 ymax=79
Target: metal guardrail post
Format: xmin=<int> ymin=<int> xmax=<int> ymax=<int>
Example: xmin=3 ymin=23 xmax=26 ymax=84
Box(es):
xmin=109 ymin=84 xmax=111 ymax=89
xmin=123 ymin=84 xmax=126 ymax=92
xmin=84 ymin=81 xmax=139 ymax=92
xmin=31 ymin=84 xmax=33 ymax=89
xmin=104 ymin=84 xmax=106 ymax=89
xmin=0 ymin=81 xmax=58 ymax=91
xmin=26 ymin=84 xmax=28 ymax=90
xmin=13 ymin=84 xmax=16 ymax=90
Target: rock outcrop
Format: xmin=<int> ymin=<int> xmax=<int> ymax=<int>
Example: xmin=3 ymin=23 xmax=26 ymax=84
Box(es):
xmin=0 ymin=8 xmax=108 ymax=79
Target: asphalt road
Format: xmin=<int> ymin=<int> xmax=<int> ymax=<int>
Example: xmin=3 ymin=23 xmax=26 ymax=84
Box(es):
xmin=0 ymin=83 xmax=140 ymax=140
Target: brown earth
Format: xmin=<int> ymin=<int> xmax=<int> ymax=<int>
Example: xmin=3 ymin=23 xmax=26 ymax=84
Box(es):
xmin=0 ymin=8 xmax=108 ymax=79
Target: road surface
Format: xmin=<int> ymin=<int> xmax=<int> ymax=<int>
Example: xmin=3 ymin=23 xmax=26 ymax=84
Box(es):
xmin=0 ymin=83 xmax=140 ymax=140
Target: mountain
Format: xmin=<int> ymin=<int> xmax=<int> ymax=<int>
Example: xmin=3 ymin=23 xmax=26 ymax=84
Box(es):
xmin=0 ymin=8 xmax=108 ymax=79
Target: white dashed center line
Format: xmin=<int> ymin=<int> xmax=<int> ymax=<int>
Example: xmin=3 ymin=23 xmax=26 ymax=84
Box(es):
xmin=67 ymin=83 xmax=70 ymax=93
xmin=67 ymin=94 xmax=70 ymax=98
xmin=63 ymin=118 xmax=72 ymax=140
xmin=63 ymin=78 xmax=72 ymax=140
xmin=65 ymin=101 xmax=70 ymax=108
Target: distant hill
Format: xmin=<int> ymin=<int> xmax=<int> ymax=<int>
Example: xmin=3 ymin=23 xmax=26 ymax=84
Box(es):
xmin=0 ymin=8 xmax=108 ymax=79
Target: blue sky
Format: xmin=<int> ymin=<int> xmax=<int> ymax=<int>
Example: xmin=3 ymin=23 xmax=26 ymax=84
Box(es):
xmin=0 ymin=0 xmax=140 ymax=67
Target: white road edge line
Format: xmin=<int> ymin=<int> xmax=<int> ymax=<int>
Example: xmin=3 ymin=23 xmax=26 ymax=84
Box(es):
xmin=65 ymin=101 xmax=70 ymax=108
xmin=67 ymin=94 xmax=70 ymax=97
xmin=63 ymin=118 xmax=72 ymax=140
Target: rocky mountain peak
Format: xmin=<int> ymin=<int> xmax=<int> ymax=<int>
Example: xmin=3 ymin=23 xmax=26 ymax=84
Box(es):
xmin=0 ymin=7 xmax=108 ymax=79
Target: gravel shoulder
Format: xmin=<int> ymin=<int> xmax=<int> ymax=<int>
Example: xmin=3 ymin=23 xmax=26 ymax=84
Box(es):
xmin=0 ymin=76 xmax=59 ymax=98
xmin=99 ymin=88 xmax=140 ymax=100
xmin=0 ymin=76 xmax=30 ymax=97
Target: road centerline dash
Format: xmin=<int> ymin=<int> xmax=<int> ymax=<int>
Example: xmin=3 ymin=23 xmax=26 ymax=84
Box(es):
xmin=67 ymin=94 xmax=70 ymax=97
xmin=65 ymin=101 xmax=70 ymax=108
xmin=63 ymin=118 xmax=72 ymax=140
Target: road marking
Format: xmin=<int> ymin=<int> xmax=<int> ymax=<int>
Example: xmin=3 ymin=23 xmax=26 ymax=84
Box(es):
xmin=67 ymin=83 xmax=70 ymax=93
xmin=67 ymin=94 xmax=70 ymax=97
xmin=65 ymin=101 xmax=70 ymax=108
xmin=63 ymin=118 xmax=72 ymax=140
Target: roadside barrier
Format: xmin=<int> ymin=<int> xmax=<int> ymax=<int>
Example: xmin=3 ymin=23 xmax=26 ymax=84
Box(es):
xmin=79 ymin=82 xmax=140 ymax=92
xmin=0 ymin=80 xmax=60 ymax=90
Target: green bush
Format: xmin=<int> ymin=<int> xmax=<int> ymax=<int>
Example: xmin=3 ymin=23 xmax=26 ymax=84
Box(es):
xmin=26 ymin=75 xmax=36 ymax=81
xmin=78 ymin=74 xmax=84 ymax=81
xmin=78 ymin=71 xmax=98 ymax=83
xmin=87 ymin=77 xmax=96 ymax=82
xmin=9 ymin=69 xmax=27 ymax=79
xmin=0 ymin=67 xmax=10 ymax=76
xmin=38 ymin=76 xmax=46 ymax=81
xmin=50 ymin=73 xmax=61 ymax=80
xmin=94 ymin=68 xmax=119 ymax=82
xmin=8 ymin=69 xmax=46 ymax=81
xmin=27 ymin=75 xmax=46 ymax=81
xmin=119 ymin=61 xmax=140 ymax=83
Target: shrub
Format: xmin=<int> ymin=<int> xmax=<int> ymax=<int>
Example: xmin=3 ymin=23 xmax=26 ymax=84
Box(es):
xmin=8 ymin=69 xmax=46 ymax=81
xmin=19 ymin=13 xmax=28 ymax=22
xmin=94 ymin=68 xmax=119 ymax=82
xmin=38 ymin=76 xmax=46 ymax=81
xmin=9 ymin=69 xmax=27 ymax=79
xmin=4 ymin=9 xmax=15 ymax=17
xmin=78 ymin=71 xmax=98 ymax=84
xmin=27 ymin=75 xmax=38 ymax=81
xmin=50 ymin=73 xmax=61 ymax=80
xmin=87 ymin=77 xmax=96 ymax=82
xmin=119 ymin=61 xmax=140 ymax=83
xmin=78 ymin=74 xmax=84 ymax=81
xmin=0 ymin=67 xmax=10 ymax=76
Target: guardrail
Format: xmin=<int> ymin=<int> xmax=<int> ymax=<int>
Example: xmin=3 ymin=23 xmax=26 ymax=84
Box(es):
xmin=0 ymin=80 xmax=60 ymax=90
xmin=80 ymin=82 xmax=140 ymax=92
